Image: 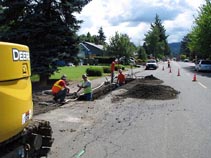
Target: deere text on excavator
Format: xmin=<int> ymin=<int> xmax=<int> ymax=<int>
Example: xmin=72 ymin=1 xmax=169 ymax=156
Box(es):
xmin=0 ymin=42 xmax=53 ymax=158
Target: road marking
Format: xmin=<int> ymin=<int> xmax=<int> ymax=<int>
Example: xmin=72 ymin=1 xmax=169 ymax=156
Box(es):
xmin=75 ymin=149 xmax=85 ymax=158
xmin=198 ymin=82 xmax=207 ymax=89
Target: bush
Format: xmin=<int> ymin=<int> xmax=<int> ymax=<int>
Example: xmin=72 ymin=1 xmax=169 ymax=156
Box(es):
xmin=94 ymin=57 xmax=116 ymax=64
xmin=180 ymin=54 xmax=187 ymax=61
xmin=102 ymin=66 xmax=111 ymax=73
xmin=136 ymin=59 xmax=145 ymax=65
xmin=115 ymin=64 xmax=125 ymax=71
xmin=83 ymin=58 xmax=98 ymax=65
xmin=86 ymin=67 xmax=103 ymax=76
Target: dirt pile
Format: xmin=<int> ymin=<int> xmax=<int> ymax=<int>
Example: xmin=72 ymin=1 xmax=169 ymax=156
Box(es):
xmin=118 ymin=77 xmax=179 ymax=100
xmin=120 ymin=83 xmax=179 ymax=100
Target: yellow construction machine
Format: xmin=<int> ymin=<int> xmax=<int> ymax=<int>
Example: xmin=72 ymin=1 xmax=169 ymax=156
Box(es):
xmin=0 ymin=42 xmax=53 ymax=158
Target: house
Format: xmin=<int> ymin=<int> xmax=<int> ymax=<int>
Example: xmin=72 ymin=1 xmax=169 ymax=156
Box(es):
xmin=78 ymin=42 xmax=105 ymax=59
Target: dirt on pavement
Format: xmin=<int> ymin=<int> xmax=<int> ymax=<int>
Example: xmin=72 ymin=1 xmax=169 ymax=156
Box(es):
xmin=32 ymin=75 xmax=180 ymax=116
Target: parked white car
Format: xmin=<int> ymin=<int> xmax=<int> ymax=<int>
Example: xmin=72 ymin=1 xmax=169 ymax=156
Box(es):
xmin=195 ymin=60 xmax=211 ymax=72
xmin=184 ymin=59 xmax=189 ymax=62
xmin=145 ymin=59 xmax=158 ymax=70
xmin=67 ymin=62 xmax=75 ymax=66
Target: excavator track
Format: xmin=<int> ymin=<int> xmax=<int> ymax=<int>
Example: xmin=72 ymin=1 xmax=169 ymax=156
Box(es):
xmin=0 ymin=120 xmax=54 ymax=158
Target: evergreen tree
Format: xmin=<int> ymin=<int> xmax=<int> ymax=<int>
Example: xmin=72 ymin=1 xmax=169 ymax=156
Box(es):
xmin=143 ymin=14 xmax=170 ymax=58
xmin=0 ymin=0 xmax=91 ymax=84
xmin=180 ymin=34 xmax=191 ymax=57
xmin=152 ymin=14 xmax=168 ymax=42
xmin=97 ymin=26 xmax=106 ymax=45
xmin=137 ymin=46 xmax=147 ymax=61
xmin=86 ymin=32 xmax=93 ymax=42
xmin=79 ymin=34 xmax=87 ymax=42
xmin=92 ymin=35 xmax=99 ymax=44
xmin=79 ymin=28 xmax=106 ymax=45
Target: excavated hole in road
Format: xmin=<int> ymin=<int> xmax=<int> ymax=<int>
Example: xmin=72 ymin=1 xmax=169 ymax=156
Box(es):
xmin=33 ymin=75 xmax=180 ymax=115
xmin=94 ymin=75 xmax=180 ymax=100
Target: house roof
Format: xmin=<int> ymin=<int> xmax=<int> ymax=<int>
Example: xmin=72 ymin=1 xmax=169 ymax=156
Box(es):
xmin=79 ymin=43 xmax=90 ymax=52
xmin=78 ymin=42 xmax=105 ymax=58
xmin=83 ymin=42 xmax=104 ymax=50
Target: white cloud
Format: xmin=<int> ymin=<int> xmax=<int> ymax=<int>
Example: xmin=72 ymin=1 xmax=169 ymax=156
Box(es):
xmin=76 ymin=0 xmax=205 ymax=45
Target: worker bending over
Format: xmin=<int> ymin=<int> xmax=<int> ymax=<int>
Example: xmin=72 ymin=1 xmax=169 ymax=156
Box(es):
xmin=117 ymin=69 xmax=126 ymax=86
xmin=76 ymin=74 xmax=92 ymax=101
xmin=52 ymin=74 xmax=70 ymax=104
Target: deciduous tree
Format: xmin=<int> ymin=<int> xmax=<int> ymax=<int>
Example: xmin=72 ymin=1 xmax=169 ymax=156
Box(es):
xmin=106 ymin=32 xmax=136 ymax=59
xmin=189 ymin=0 xmax=211 ymax=59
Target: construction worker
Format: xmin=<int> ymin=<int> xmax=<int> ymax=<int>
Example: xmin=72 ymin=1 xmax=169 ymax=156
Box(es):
xmin=168 ymin=60 xmax=171 ymax=68
xmin=76 ymin=74 xmax=92 ymax=101
xmin=117 ymin=69 xmax=126 ymax=86
xmin=51 ymin=74 xmax=70 ymax=103
xmin=111 ymin=60 xmax=115 ymax=83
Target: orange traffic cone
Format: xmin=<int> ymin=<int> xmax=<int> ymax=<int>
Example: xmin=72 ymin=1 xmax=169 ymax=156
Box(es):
xmin=177 ymin=68 xmax=180 ymax=76
xmin=192 ymin=73 xmax=197 ymax=81
xmin=162 ymin=66 xmax=164 ymax=71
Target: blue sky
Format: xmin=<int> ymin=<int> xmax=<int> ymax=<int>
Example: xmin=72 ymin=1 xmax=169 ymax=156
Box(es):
xmin=76 ymin=0 xmax=205 ymax=45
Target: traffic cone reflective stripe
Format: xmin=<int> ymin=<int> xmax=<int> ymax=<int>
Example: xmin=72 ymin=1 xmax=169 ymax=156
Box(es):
xmin=192 ymin=73 xmax=197 ymax=81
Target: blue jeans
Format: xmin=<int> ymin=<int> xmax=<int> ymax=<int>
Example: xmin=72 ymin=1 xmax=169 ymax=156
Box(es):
xmin=54 ymin=88 xmax=67 ymax=102
xmin=111 ymin=72 xmax=114 ymax=83
xmin=78 ymin=93 xmax=92 ymax=101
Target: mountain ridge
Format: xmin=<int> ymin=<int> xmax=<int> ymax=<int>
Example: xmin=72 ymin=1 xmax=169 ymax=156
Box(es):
xmin=169 ymin=42 xmax=181 ymax=56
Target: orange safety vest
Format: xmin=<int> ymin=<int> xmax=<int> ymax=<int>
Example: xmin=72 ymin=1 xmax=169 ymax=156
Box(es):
xmin=117 ymin=73 xmax=125 ymax=84
xmin=111 ymin=61 xmax=115 ymax=72
xmin=52 ymin=80 xmax=64 ymax=94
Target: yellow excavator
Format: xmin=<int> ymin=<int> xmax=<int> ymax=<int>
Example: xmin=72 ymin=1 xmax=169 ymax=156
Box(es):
xmin=0 ymin=42 xmax=53 ymax=157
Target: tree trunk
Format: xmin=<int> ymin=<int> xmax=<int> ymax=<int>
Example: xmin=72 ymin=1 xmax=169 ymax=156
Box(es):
xmin=39 ymin=74 xmax=49 ymax=86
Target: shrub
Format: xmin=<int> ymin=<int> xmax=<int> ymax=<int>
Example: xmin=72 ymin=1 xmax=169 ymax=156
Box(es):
xmin=94 ymin=56 xmax=116 ymax=64
xmin=86 ymin=67 xmax=103 ymax=76
xmin=180 ymin=54 xmax=187 ymax=61
xmin=83 ymin=58 xmax=98 ymax=65
xmin=115 ymin=64 xmax=125 ymax=71
xmin=102 ymin=66 xmax=111 ymax=73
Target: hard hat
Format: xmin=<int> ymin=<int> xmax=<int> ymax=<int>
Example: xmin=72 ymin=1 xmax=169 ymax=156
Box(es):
xmin=82 ymin=74 xmax=87 ymax=78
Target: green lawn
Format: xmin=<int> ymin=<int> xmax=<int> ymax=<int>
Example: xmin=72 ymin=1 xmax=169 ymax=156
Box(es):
xmin=31 ymin=64 xmax=132 ymax=82
xmin=50 ymin=66 xmax=89 ymax=81
xmin=31 ymin=65 xmax=111 ymax=82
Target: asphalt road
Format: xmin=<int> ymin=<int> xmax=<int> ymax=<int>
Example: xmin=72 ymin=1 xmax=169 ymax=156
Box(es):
xmin=35 ymin=61 xmax=211 ymax=158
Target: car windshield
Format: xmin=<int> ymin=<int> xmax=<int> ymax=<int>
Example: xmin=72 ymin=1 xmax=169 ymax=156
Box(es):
xmin=147 ymin=60 xmax=156 ymax=63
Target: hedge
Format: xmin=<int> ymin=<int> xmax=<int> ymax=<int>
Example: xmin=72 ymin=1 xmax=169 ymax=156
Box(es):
xmin=86 ymin=67 xmax=103 ymax=76
xmin=102 ymin=66 xmax=111 ymax=73
xmin=115 ymin=64 xmax=125 ymax=71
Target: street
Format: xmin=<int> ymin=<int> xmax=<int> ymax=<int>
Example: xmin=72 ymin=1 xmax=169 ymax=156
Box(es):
xmin=35 ymin=61 xmax=211 ymax=158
